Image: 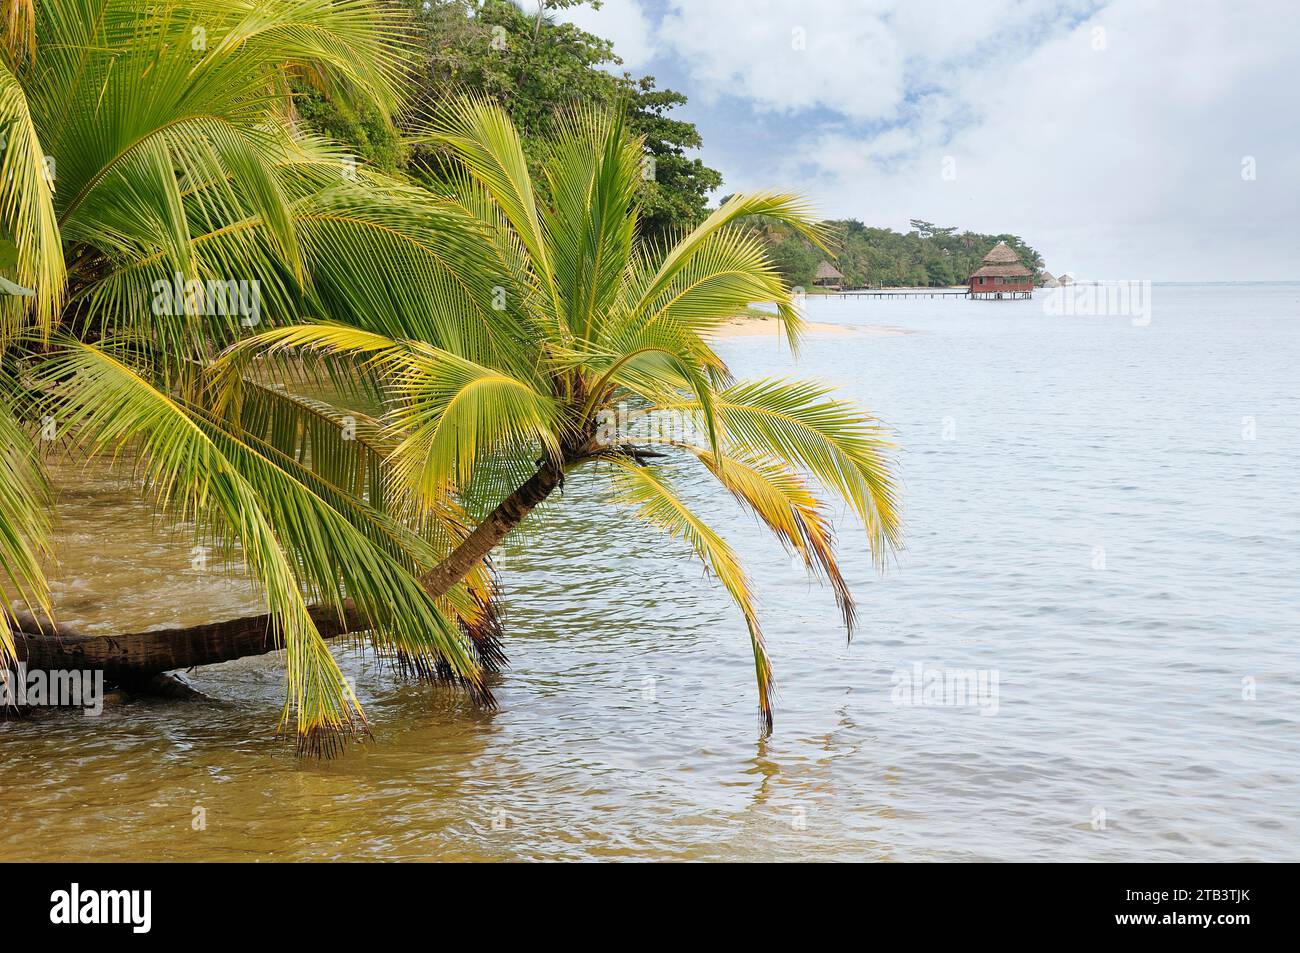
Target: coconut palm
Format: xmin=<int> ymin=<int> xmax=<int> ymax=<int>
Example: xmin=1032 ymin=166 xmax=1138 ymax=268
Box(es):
xmin=214 ymin=99 xmax=902 ymax=732
xmin=1 ymin=0 xmax=517 ymax=752
xmin=3 ymin=0 xmax=899 ymax=751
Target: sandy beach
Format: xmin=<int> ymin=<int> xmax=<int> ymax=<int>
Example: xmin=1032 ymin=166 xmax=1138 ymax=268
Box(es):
xmin=712 ymin=312 xmax=916 ymax=338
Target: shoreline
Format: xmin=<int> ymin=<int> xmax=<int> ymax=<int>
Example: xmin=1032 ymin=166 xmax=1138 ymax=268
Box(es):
xmin=712 ymin=309 xmax=915 ymax=338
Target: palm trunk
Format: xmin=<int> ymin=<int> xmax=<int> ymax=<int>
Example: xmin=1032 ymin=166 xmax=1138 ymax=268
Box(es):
xmin=417 ymin=458 xmax=563 ymax=599
xmin=9 ymin=459 xmax=566 ymax=682
xmin=8 ymin=604 xmax=364 ymax=688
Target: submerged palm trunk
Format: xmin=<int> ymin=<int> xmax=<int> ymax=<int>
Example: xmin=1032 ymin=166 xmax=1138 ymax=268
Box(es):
xmin=9 ymin=604 xmax=365 ymax=687
xmin=10 ymin=460 xmax=566 ymax=683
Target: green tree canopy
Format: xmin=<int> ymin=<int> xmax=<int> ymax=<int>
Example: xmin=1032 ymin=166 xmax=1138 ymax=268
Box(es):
xmin=750 ymin=217 xmax=1045 ymax=289
xmin=299 ymin=0 xmax=723 ymax=242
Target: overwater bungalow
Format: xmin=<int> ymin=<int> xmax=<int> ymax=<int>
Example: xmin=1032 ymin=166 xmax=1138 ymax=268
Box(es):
xmin=1057 ymin=272 xmax=1075 ymax=285
xmin=1040 ymin=270 xmax=1060 ymax=288
xmin=968 ymin=241 xmax=1033 ymax=299
xmin=813 ymin=260 xmax=845 ymax=291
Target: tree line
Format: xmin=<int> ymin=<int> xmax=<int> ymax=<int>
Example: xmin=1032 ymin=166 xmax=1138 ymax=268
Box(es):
xmin=751 ymin=217 xmax=1045 ymax=289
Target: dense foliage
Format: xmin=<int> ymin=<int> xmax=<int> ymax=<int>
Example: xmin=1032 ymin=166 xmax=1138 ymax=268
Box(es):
xmin=755 ymin=216 xmax=1045 ymax=289
xmin=1 ymin=0 xmax=896 ymax=751
xmin=1 ymin=0 xmax=510 ymax=753
xmin=299 ymin=0 xmax=723 ymax=243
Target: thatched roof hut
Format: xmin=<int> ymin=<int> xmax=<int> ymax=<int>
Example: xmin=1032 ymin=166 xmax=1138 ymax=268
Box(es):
xmin=968 ymin=240 xmax=1034 ymax=298
xmin=813 ymin=260 xmax=845 ymax=288
xmin=1057 ymin=272 xmax=1075 ymax=285
xmin=967 ymin=240 xmax=1033 ymax=281
xmin=1040 ymin=270 xmax=1060 ymax=288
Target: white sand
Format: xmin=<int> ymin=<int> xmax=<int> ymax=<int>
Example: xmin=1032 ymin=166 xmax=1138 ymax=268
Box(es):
xmin=711 ymin=315 xmax=915 ymax=338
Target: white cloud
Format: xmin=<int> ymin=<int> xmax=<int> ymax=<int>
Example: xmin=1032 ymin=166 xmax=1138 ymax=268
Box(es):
xmin=523 ymin=1 xmax=1299 ymax=277
xmin=659 ymin=0 xmax=902 ymax=119
xmin=651 ymin=0 xmax=1300 ymax=279
xmin=553 ymin=0 xmax=659 ymax=70
xmin=658 ymin=0 xmax=1080 ymax=120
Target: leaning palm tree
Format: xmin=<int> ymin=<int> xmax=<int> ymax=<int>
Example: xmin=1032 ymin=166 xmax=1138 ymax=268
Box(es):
xmin=213 ymin=99 xmax=902 ymax=732
xmin=1 ymin=0 xmax=517 ymax=752
xmin=3 ymin=1 xmax=899 ymax=751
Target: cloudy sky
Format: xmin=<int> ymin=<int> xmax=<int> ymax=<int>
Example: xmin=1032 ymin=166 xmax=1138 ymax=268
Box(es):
xmin=550 ymin=0 xmax=1300 ymax=280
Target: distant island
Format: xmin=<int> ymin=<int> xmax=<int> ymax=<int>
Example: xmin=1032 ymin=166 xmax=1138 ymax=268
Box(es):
xmin=746 ymin=215 xmax=1048 ymax=290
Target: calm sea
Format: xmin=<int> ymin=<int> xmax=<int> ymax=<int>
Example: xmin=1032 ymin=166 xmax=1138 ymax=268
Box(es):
xmin=4 ymin=283 xmax=1298 ymax=861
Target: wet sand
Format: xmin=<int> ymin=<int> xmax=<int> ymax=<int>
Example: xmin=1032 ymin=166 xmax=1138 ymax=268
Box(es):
xmin=712 ymin=314 xmax=915 ymax=338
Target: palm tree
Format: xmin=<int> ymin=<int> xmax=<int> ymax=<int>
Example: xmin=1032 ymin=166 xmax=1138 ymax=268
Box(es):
xmin=213 ymin=99 xmax=902 ymax=732
xmin=2 ymin=1 xmax=899 ymax=751
xmin=1 ymin=0 xmax=515 ymax=753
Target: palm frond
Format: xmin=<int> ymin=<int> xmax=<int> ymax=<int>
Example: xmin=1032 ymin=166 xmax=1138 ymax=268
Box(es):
xmin=0 ymin=390 xmax=50 ymax=668
xmin=629 ymin=191 xmax=826 ymax=344
xmin=214 ymin=372 xmax=504 ymax=674
xmin=201 ymin=0 xmax=412 ymax=116
xmin=416 ymin=95 xmax=561 ymax=318
xmin=37 ymin=340 xmax=482 ymax=752
xmin=214 ymin=322 xmax=562 ymax=503
xmin=661 ymin=378 xmax=902 ymax=566
xmin=690 ymin=447 xmax=855 ymax=635
xmin=290 ymin=181 xmax=538 ymax=375
xmin=0 ymin=0 xmax=37 ymax=65
xmin=614 ymin=224 xmax=801 ymax=351
xmin=0 ymin=57 xmax=62 ymax=338
xmin=540 ymin=106 xmax=643 ymax=342
xmin=226 ymin=376 xmax=393 ymax=508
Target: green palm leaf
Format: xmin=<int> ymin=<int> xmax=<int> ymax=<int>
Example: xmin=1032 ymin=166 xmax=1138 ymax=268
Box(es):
xmin=416 ymin=95 xmax=561 ymax=318
xmin=689 ymin=447 xmax=856 ymax=635
xmin=0 ymin=58 xmax=62 ymax=337
xmin=0 ymin=392 xmax=51 ymax=667
xmin=662 ymin=378 xmax=902 ymax=565
xmin=38 ymin=340 xmax=482 ymax=752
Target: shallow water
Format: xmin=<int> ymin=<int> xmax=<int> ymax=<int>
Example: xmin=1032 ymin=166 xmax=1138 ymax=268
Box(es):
xmin=4 ymin=283 xmax=1299 ymax=861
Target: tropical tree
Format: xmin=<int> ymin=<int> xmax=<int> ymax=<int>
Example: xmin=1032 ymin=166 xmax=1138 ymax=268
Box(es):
xmin=2 ymin=0 xmax=900 ymax=752
xmin=212 ymin=98 xmax=902 ymax=732
xmin=1 ymin=0 xmax=512 ymax=753
xmin=309 ymin=0 xmax=726 ymax=242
